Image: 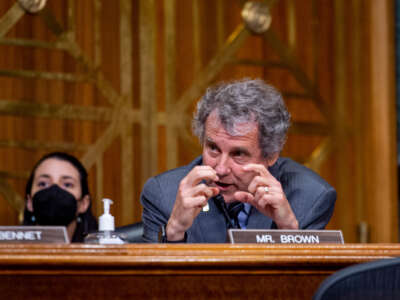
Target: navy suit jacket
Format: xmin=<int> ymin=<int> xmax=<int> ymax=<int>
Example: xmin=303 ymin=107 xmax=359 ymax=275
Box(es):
xmin=141 ymin=156 xmax=336 ymax=243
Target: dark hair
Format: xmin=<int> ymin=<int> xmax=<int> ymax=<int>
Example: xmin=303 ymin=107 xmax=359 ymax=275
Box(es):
xmin=23 ymin=152 xmax=98 ymax=242
xmin=192 ymin=79 xmax=290 ymax=160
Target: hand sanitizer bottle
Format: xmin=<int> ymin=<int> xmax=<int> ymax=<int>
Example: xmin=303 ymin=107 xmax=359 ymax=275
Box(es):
xmin=84 ymin=198 xmax=125 ymax=244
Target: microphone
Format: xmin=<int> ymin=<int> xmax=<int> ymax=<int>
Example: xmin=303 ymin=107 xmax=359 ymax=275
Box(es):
xmin=213 ymin=194 xmax=243 ymax=229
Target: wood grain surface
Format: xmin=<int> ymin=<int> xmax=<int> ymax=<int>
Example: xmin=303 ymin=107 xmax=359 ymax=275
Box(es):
xmin=0 ymin=243 xmax=398 ymax=299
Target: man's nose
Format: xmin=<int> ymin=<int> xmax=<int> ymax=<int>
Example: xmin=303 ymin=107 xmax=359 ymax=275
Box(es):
xmin=215 ymin=155 xmax=231 ymax=176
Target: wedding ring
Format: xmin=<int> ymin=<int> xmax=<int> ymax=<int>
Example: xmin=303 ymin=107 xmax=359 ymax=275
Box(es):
xmin=264 ymin=186 xmax=269 ymax=193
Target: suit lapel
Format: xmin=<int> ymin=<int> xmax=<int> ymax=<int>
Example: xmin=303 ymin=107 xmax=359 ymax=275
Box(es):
xmin=189 ymin=196 xmax=228 ymax=242
xmin=246 ymin=207 xmax=273 ymax=229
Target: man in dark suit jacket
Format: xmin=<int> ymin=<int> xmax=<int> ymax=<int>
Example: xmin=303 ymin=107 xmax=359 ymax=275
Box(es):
xmin=141 ymin=79 xmax=336 ymax=243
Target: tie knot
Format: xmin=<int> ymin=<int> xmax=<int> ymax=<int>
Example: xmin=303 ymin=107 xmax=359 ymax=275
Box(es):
xmin=227 ymin=202 xmax=244 ymax=220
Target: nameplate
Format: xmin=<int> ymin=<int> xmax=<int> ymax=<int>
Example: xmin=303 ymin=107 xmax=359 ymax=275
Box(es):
xmin=228 ymin=229 xmax=344 ymax=244
xmin=0 ymin=226 xmax=69 ymax=244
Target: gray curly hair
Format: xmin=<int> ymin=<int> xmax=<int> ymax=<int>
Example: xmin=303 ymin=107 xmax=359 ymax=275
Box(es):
xmin=192 ymin=79 xmax=290 ymax=160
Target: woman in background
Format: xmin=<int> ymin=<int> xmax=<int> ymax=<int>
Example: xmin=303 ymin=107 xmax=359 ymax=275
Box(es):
xmin=23 ymin=152 xmax=97 ymax=242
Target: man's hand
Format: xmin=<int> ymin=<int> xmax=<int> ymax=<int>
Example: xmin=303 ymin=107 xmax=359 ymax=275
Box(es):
xmin=234 ymin=163 xmax=299 ymax=229
xmin=166 ymin=166 xmax=220 ymax=241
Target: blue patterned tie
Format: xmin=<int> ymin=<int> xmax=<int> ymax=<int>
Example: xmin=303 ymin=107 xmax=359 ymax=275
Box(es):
xmin=237 ymin=203 xmax=251 ymax=229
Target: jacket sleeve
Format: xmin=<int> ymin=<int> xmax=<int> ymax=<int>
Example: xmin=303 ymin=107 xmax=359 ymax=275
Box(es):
xmin=298 ymin=187 xmax=337 ymax=229
xmin=140 ymin=177 xmax=169 ymax=243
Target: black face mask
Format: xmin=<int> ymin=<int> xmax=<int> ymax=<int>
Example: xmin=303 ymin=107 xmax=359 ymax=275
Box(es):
xmin=32 ymin=185 xmax=77 ymax=226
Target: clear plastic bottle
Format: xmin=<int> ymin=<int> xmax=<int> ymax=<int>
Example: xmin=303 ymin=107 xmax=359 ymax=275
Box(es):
xmin=84 ymin=198 xmax=126 ymax=244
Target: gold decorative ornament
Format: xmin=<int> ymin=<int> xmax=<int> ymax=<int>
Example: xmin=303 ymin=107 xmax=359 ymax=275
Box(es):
xmin=18 ymin=0 xmax=47 ymax=14
xmin=241 ymin=1 xmax=272 ymax=34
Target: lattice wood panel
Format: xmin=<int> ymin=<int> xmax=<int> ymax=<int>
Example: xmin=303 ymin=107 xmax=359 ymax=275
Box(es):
xmin=0 ymin=0 xmax=395 ymax=242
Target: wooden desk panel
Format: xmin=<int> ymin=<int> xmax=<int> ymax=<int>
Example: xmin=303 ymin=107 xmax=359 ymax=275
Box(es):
xmin=0 ymin=244 xmax=399 ymax=299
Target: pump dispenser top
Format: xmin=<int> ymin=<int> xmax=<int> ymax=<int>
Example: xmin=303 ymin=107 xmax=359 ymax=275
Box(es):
xmin=99 ymin=198 xmax=114 ymax=232
xmin=83 ymin=198 xmax=125 ymax=244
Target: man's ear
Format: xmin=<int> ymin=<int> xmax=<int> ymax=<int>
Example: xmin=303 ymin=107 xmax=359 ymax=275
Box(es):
xmin=26 ymin=195 xmax=33 ymax=212
xmin=267 ymin=153 xmax=279 ymax=167
xmin=77 ymin=195 xmax=90 ymax=214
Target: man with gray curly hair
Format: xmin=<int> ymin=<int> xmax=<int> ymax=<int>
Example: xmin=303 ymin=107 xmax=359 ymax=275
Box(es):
xmin=141 ymin=79 xmax=336 ymax=243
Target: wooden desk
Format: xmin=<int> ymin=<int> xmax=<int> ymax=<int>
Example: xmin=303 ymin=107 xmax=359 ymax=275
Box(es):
xmin=0 ymin=244 xmax=399 ymax=299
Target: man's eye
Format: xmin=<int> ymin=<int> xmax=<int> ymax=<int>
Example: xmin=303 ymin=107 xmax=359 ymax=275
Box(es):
xmin=232 ymin=151 xmax=249 ymax=163
xmin=233 ymin=151 xmax=244 ymax=157
xmin=208 ymin=143 xmax=218 ymax=152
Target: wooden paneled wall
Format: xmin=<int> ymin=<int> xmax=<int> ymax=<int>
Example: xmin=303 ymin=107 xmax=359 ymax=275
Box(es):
xmin=0 ymin=0 xmax=397 ymax=243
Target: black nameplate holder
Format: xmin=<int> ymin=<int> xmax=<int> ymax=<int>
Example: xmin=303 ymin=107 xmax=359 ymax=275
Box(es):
xmin=228 ymin=229 xmax=344 ymax=244
xmin=0 ymin=226 xmax=69 ymax=244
